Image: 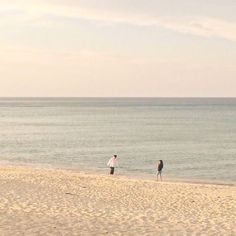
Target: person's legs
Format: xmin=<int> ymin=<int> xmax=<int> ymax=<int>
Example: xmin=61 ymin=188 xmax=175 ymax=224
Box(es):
xmin=157 ymin=171 xmax=162 ymax=181
xmin=156 ymin=171 xmax=160 ymax=181
xmin=110 ymin=167 xmax=115 ymax=175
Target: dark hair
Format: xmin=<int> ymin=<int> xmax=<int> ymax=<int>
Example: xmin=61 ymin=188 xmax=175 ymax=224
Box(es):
xmin=158 ymin=160 xmax=163 ymax=171
xmin=114 ymin=155 xmax=117 ymax=158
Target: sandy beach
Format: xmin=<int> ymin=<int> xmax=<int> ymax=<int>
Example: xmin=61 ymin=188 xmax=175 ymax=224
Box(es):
xmin=0 ymin=166 xmax=235 ymax=236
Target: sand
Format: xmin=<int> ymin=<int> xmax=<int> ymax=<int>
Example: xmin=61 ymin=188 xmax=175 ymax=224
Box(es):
xmin=0 ymin=166 xmax=235 ymax=236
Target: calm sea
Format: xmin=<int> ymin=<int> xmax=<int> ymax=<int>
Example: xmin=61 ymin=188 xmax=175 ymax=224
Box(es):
xmin=0 ymin=98 xmax=235 ymax=184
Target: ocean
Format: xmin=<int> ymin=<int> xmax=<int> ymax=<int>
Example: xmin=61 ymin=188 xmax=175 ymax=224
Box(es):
xmin=0 ymin=97 xmax=235 ymax=184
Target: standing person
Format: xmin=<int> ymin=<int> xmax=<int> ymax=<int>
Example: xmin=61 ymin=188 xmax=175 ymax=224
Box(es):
xmin=107 ymin=155 xmax=118 ymax=175
xmin=156 ymin=160 xmax=164 ymax=181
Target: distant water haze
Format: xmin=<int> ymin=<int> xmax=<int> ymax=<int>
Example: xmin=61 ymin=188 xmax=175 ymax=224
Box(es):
xmin=0 ymin=97 xmax=235 ymax=184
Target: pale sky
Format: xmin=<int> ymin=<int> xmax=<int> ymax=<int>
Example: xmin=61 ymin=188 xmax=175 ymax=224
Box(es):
xmin=0 ymin=0 xmax=236 ymax=97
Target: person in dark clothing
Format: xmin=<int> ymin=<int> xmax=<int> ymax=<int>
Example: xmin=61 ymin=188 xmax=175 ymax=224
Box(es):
xmin=156 ymin=160 xmax=164 ymax=181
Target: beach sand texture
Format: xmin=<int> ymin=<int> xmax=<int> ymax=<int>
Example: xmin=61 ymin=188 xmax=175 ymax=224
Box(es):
xmin=0 ymin=166 xmax=235 ymax=236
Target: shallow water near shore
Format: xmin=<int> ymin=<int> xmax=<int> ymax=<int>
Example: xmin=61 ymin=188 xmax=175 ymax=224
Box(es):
xmin=0 ymin=97 xmax=236 ymax=184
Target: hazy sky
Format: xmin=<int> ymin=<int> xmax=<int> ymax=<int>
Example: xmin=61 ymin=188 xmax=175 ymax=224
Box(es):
xmin=1 ymin=0 xmax=236 ymax=97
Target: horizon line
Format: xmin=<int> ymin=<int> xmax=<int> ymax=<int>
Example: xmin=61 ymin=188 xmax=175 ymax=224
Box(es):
xmin=0 ymin=96 xmax=236 ymax=99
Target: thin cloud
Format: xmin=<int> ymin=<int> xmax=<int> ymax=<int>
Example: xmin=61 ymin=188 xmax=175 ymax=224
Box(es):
xmin=1 ymin=2 xmax=236 ymax=41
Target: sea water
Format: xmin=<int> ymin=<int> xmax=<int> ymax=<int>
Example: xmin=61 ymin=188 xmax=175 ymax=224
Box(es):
xmin=0 ymin=98 xmax=235 ymax=184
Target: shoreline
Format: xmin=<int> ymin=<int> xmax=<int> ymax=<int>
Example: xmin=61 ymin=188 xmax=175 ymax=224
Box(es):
xmin=0 ymin=165 xmax=235 ymax=235
xmin=0 ymin=161 xmax=235 ymax=187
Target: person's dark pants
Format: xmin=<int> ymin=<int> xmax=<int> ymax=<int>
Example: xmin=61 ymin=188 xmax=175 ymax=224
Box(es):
xmin=110 ymin=167 xmax=115 ymax=175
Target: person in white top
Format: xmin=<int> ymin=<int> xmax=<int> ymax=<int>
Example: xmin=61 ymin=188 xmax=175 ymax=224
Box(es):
xmin=107 ymin=155 xmax=118 ymax=175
